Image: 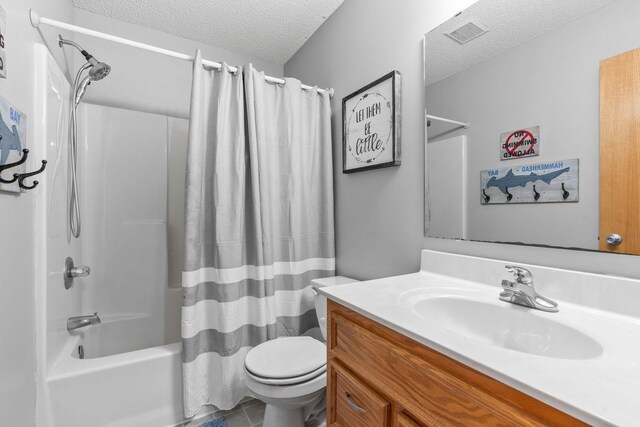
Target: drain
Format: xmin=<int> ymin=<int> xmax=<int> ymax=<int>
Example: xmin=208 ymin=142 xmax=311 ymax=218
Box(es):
xmin=78 ymin=345 xmax=84 ymax=359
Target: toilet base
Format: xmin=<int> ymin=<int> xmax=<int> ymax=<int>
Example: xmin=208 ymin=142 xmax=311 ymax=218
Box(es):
xmin=263 ymin=404 xmax=306 ymax=427
xmin=257 ymin=388 xmax=324 ymax=427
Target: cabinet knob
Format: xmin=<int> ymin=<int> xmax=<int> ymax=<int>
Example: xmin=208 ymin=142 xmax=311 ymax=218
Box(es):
xmin=606 ymin=234 xmax=623 ymax=246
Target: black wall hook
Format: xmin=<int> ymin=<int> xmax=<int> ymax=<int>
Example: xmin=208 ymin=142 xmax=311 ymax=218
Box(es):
xmin=0 ymin=148 xmax=28 ymax=184
xmin=482 ymin=189 xmax=490 ymax=203
xmin=17 ymin=160 xmax=47 ymax=190
xmin=533 ymin=185 xmax=540 ymax=201
xmin=505 ymin=187 xmax=513 ymax=202
xmin=561 ymin=183 xmax=569 ymax=200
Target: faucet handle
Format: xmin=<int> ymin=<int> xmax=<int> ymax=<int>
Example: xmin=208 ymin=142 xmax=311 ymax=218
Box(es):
xmin=505 ymin=265 xmax=534 ymax=285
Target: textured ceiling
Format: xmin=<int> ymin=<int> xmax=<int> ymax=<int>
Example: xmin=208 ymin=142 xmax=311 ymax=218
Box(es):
xmin=425 ymin=0 xmax=618 ymax=86
xmin=72 ymin=0 xmax=344 ymax=65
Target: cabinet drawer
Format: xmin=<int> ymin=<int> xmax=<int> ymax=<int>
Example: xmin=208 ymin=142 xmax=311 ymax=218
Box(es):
xmin=328 ymin=361 xmax=390 ymax=427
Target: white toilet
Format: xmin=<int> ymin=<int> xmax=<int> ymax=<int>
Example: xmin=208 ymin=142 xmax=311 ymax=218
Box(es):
xmin=243 ymin=276 xmax=358 ymax=427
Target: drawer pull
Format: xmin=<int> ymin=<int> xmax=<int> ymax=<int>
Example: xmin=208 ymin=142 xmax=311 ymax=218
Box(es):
xmin=344 ymin=392 xmax=367 ymax=414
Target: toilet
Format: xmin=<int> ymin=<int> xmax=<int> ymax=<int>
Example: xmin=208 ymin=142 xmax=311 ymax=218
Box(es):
xmin=244 ymin=276 xmax=359 ymax=427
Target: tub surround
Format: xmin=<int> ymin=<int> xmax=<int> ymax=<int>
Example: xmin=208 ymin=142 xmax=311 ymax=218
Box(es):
xmin=321 ymin=250 xmax=640 ymax=426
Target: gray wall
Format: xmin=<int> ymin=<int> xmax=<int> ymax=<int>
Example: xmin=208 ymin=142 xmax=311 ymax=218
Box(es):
xmin=74 ymin=9 xmax=284 ymax=119
xmin=285 ymin=0 xmax=640 ymax=280
xmin=0 ymin=1 xmax=74 ymax=425
xmin=427 ymin=0 xmax=640 ymax=251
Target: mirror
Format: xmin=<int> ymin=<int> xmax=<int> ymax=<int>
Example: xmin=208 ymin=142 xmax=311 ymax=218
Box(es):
xmin=424 ymin=0 xmax=640 ymax=255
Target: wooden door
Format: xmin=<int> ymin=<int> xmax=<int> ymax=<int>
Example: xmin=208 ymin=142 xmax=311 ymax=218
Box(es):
xmin=600 ymin=48 xmax=640 ymax=254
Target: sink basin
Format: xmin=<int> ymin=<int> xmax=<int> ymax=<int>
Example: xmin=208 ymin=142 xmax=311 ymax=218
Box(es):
xmin=413 ymin=296 xmax=603 ymax=360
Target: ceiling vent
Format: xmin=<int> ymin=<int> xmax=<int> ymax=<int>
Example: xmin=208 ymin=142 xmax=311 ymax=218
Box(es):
xmin=445 ymin=21 xmax=489 ymax=44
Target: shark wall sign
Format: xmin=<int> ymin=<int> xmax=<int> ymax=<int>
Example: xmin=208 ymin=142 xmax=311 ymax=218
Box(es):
xmin=480 ymin=159 xmax=579 ymax=204
xmin=0 ymin=95 xmax=26 ymax=193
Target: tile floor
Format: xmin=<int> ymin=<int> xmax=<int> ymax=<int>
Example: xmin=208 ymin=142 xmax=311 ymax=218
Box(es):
xmin=181 ymin=398 xmax=265 ymax=427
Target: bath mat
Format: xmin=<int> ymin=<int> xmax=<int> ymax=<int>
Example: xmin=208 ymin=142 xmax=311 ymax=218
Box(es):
xmin=197 ymin=419 xmax=227 ymax=427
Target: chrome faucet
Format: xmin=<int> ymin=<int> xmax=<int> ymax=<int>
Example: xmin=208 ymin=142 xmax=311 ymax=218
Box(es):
xmin=500 ymin=265 xmax=558 ymax=312
xmin=67 ymin=313 xmax=101 ymax=331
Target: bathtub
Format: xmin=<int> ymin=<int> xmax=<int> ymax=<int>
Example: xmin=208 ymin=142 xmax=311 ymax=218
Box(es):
xmin=43 ymin=336 xmax=186 ymax=427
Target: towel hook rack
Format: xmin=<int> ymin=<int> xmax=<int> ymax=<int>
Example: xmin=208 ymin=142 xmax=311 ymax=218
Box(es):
xmin=0 ymin=148 xmax=47 ymax=191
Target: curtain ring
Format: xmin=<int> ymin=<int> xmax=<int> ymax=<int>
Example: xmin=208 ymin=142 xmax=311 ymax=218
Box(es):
xmin=226 ymin=63 xmax=239 ymax=75
xmin=277 ymin=81 xmax=286 ymax=88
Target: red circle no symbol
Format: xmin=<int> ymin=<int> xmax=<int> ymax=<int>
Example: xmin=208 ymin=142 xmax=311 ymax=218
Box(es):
xmin=505 ymin=130 xmax=535 ymax=156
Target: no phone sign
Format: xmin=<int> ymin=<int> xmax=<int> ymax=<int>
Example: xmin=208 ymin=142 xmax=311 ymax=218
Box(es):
xmin=500 ymin=126 xmax=539 ymax=160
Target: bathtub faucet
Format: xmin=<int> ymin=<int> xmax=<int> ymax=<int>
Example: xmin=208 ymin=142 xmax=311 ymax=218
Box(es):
xmin=67 ymin=312 xmax=101 ymax=331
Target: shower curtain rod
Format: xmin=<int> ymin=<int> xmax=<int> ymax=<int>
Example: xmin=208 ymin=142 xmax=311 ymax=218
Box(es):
xmin=29 ymin=9 xmax=334 ymax=97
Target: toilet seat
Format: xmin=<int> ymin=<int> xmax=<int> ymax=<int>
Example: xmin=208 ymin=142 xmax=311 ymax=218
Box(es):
xmin=245 ymin=363 xmax=327 ymax=386
xmin=244 ymin=336 xmax=327 ymax=385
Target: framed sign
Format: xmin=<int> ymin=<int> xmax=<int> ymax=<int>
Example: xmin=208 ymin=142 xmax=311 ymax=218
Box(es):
xmin=343 ymin=70 xmax=401 ymax=173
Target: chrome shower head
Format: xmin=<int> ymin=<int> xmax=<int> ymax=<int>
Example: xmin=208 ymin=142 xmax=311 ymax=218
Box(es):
xmin=58 ymin=35 xmax=111 ymax=81
xmin=89 ymin=61 xmax=111 ymax=81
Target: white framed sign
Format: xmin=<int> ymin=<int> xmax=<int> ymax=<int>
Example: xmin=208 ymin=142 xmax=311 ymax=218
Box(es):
xmin=342 ymin=70 xmax=401 ymax=173
xmin=500 ymin=125 xmax=539 ymax=160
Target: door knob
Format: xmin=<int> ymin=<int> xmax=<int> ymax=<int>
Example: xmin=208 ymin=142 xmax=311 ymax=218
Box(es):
xmin=606 ymin=234 xmax=622 ymax=246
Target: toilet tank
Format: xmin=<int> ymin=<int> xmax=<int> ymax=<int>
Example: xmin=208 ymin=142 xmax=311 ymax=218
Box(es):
xmin=312 ymin=276 xmax=359 ymax=341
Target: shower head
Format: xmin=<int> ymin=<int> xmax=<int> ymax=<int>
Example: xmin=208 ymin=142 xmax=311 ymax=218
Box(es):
xmin=58 ymin=35 xmax=111 ymax=81
xmin=88 ymin=61 xmax=111 ymax=81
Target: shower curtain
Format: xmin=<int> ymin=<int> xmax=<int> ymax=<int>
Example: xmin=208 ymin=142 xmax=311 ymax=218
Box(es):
xmin=181 ymin=50 xmax=335 ymax=416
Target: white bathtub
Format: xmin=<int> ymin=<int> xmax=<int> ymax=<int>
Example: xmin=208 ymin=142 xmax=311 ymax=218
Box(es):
xmin=43 ymin=335 xmax=186 ymax=427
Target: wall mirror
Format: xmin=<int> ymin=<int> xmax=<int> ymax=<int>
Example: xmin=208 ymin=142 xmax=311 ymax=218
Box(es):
xmin=424 ymin=0 xmax=640 ymax=255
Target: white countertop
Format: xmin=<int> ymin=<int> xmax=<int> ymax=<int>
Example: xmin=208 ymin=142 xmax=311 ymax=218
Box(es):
xmin=320 ymin=270 xmax=640 ymax=426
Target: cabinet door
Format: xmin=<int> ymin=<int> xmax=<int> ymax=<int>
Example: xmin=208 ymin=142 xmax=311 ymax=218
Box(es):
xmin=397 ymin=412 xmax=423 ymax=427
xmin=328 ymin=361 xmax=390 ymax=427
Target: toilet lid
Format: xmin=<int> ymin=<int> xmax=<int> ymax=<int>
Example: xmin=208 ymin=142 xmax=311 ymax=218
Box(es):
xmin=245 ymin=336 xmax=326 ymax=379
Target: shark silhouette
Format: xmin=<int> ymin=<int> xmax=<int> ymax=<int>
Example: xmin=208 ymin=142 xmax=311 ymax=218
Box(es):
xmin=0 ymin=111 xmax=22 ymax=166
xmin=486 ymin=167 xmax=570 ymax=195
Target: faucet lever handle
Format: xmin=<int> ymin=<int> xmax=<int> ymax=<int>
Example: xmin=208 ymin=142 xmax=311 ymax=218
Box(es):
xmin=505 ymin=265 xmax=534 ymax=285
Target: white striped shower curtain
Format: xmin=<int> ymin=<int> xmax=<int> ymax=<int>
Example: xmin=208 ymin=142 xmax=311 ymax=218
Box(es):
xmin=181 ymin=50 xmax=335 ymax=416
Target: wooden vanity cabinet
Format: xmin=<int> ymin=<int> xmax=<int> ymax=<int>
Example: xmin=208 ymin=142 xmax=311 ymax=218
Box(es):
xmin=326 ymin=300 xmax=588 ymax=427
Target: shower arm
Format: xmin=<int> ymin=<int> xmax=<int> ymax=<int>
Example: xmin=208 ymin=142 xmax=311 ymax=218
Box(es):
xmin=58 ymin=36 xmax=84 ymax=52
xmin=58 ymin=35 xmax=99 ymax=65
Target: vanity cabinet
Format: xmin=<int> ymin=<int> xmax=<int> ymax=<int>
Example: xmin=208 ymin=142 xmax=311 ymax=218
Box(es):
xmin=326 ymin=300 xmax=587 ymax=427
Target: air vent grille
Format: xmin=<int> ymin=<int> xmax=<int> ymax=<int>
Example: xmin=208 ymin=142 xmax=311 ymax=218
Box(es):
xmin=445 ymin=21 xmax=489 ymax=44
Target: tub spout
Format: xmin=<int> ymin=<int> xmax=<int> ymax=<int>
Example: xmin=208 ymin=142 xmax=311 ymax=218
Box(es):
xmin=67 ymin=312 xmax=101 ymax=331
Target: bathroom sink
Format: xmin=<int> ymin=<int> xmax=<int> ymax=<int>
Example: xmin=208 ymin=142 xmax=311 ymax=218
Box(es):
xmin=413 ymin=296 xmax=603 ymax=360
